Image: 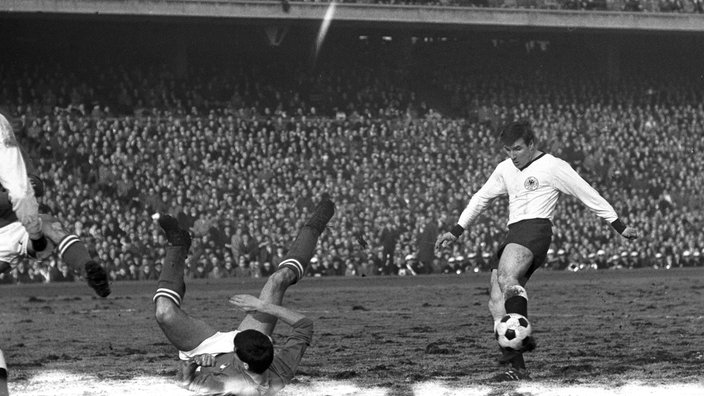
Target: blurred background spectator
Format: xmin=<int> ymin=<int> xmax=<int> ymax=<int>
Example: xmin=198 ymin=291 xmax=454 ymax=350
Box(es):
xmin=0 ymin=26 xmax=702 ymax=285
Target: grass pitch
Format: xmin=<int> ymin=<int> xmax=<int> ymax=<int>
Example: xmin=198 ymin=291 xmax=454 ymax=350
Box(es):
xmin=1 ymin=268 xmax=703 ymax=395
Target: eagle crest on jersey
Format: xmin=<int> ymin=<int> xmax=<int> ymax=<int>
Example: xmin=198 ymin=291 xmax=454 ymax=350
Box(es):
xmin=524 ymin=176 xmax=539 ymax=191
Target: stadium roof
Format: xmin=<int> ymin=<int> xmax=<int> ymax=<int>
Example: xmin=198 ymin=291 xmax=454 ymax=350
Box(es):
xmin=2 ymin=0 xmax=704 ymax=34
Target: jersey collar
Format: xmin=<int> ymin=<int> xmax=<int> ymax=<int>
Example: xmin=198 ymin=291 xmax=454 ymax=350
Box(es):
xmin=518 ymin=152 xmax=546 ymax=171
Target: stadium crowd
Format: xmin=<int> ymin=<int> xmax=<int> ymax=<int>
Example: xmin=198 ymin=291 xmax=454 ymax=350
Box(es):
xmin=284 ymin=0 xmax=704 ymax=13
xmin=0 ymin=45 xmax=702 ymax=286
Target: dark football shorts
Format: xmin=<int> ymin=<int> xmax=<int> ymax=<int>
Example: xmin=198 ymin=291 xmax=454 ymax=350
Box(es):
xmin=494 ymin=218 xmax=553 ymax=280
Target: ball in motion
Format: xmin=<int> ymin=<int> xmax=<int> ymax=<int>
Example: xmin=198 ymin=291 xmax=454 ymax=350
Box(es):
xmin=494 ymin=313 xmax=533 ymax=351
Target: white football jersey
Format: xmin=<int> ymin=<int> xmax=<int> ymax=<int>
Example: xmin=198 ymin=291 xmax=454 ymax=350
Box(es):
xmin=0 ymin=113 xmax=41 ymax=236
xmin=458 ymin=153 xmax=618 ymax=228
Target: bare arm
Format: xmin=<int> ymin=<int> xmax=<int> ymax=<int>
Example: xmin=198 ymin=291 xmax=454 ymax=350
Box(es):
xmin=229 ymin=294 xmax=306 ymax=326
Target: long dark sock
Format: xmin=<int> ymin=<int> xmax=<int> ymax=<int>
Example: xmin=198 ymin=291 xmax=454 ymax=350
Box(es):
xmin=277 ymin=226 xmax=319 ymax=283
xmin=504 ymin=296 xmax=528 ymax=317
xmin=504 ymin=286 xmax=530 ymax=370
xmin=0 ymin=368 xmax=6 ymax=395
xmin=0 ymin=192 xmax=10 ymax=213
xmin=59 ymin=235 xmax=92 ymax=271
xmin=153 ymin=246 xmax=188 ymax=306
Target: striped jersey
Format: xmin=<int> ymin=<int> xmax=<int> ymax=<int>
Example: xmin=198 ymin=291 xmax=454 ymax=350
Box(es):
xmin=458 ymin=153 xmax=618 ymax=228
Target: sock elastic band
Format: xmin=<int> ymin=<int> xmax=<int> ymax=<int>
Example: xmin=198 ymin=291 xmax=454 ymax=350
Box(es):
xmin=58 ymin=235 xmax=81 ymax=258
xmin=278 ymin=258 xmax=304 ymax=282
xmin=153 ymin=288 xmax=182 ymax=306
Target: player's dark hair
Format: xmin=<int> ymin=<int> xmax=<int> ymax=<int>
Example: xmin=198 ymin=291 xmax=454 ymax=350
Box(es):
xmin=234 ymin=329 xmax=274 ymax=374
xmin=498 ymin=120 xmax=535 ymax=147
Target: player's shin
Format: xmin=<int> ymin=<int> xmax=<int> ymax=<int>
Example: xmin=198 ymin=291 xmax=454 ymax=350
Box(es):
xmin=500 ymin=285 xmax=536 ymax=357
xmin=277 ymin=198 xmax=334 ymax=283
xmin=59 ymin=234 xmax=110 ymax=297
xmin=277 ymin=227 xmax=319 ymax=283
xmin=504 ymin=285 xmax=528 ymax=317
xmin=58 ymin=234 xmax=93 ymax=271
xmin=154 ymin=214 xmax=191 ymax=306
xmin=153 ymin=246 xmax=188 ymax=306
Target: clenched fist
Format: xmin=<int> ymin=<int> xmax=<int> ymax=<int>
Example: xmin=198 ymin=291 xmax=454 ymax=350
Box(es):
xmin=435 ymin=232 xmax=457 ymax=251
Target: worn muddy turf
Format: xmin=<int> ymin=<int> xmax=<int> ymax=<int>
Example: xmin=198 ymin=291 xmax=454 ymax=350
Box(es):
xmin=1 ymin=268 xmax=703 ymax=395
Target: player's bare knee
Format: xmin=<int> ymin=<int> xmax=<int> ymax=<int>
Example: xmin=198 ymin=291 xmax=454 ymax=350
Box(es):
xmin=504 ymin=285 xmax=528 ymax=300
xmin=154 ymin=298 xmax=179 ymax=325
xmin=40 ymin=215 xmax=69 ymax=243
xmin=496 ymin=271 xmax=518 ymax=290
xmin=271 ymin=266 xmax=296 ymax=285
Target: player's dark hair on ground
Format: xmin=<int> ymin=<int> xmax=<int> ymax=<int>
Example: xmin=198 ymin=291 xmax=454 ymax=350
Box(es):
xmin=498 ymin=120 xmax=535 ymax=147
xmin=234 ymin=329 xmax=274 ymax=374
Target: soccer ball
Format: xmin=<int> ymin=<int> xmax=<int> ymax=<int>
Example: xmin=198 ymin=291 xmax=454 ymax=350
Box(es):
xmin=494 ymin=313 xmax=532 ymax=351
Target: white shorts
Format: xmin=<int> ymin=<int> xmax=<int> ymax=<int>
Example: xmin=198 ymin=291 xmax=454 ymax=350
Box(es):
xmin=178 ymin=330 xmax=240 ymax=361
xmin=0 ymin=222 xmax=29 ymax=265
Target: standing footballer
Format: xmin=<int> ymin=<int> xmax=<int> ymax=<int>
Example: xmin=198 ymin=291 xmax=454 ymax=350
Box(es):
xmin=0 ymin=111 xmax=110 ymax=296
xmin=0 ymin=112 xmax=48 ymax=263
xmin=0 ymin=111 xmax=110 ymax=396
xmin=435 ymin=120 xmax=638 ymax=381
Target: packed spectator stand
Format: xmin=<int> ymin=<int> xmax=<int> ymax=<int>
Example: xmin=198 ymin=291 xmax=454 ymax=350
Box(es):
xmin=282 ymin=0 xmax=704 ymax=13
xmin=0 ymin=41 xmax=702 ymax=286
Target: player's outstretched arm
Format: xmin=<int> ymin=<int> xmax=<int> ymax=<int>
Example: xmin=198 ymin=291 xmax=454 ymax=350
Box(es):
xmin=437 ymin=167 xmax=506 ymax=253
xmin=229 ymin=294 xmax=306 ymax=327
